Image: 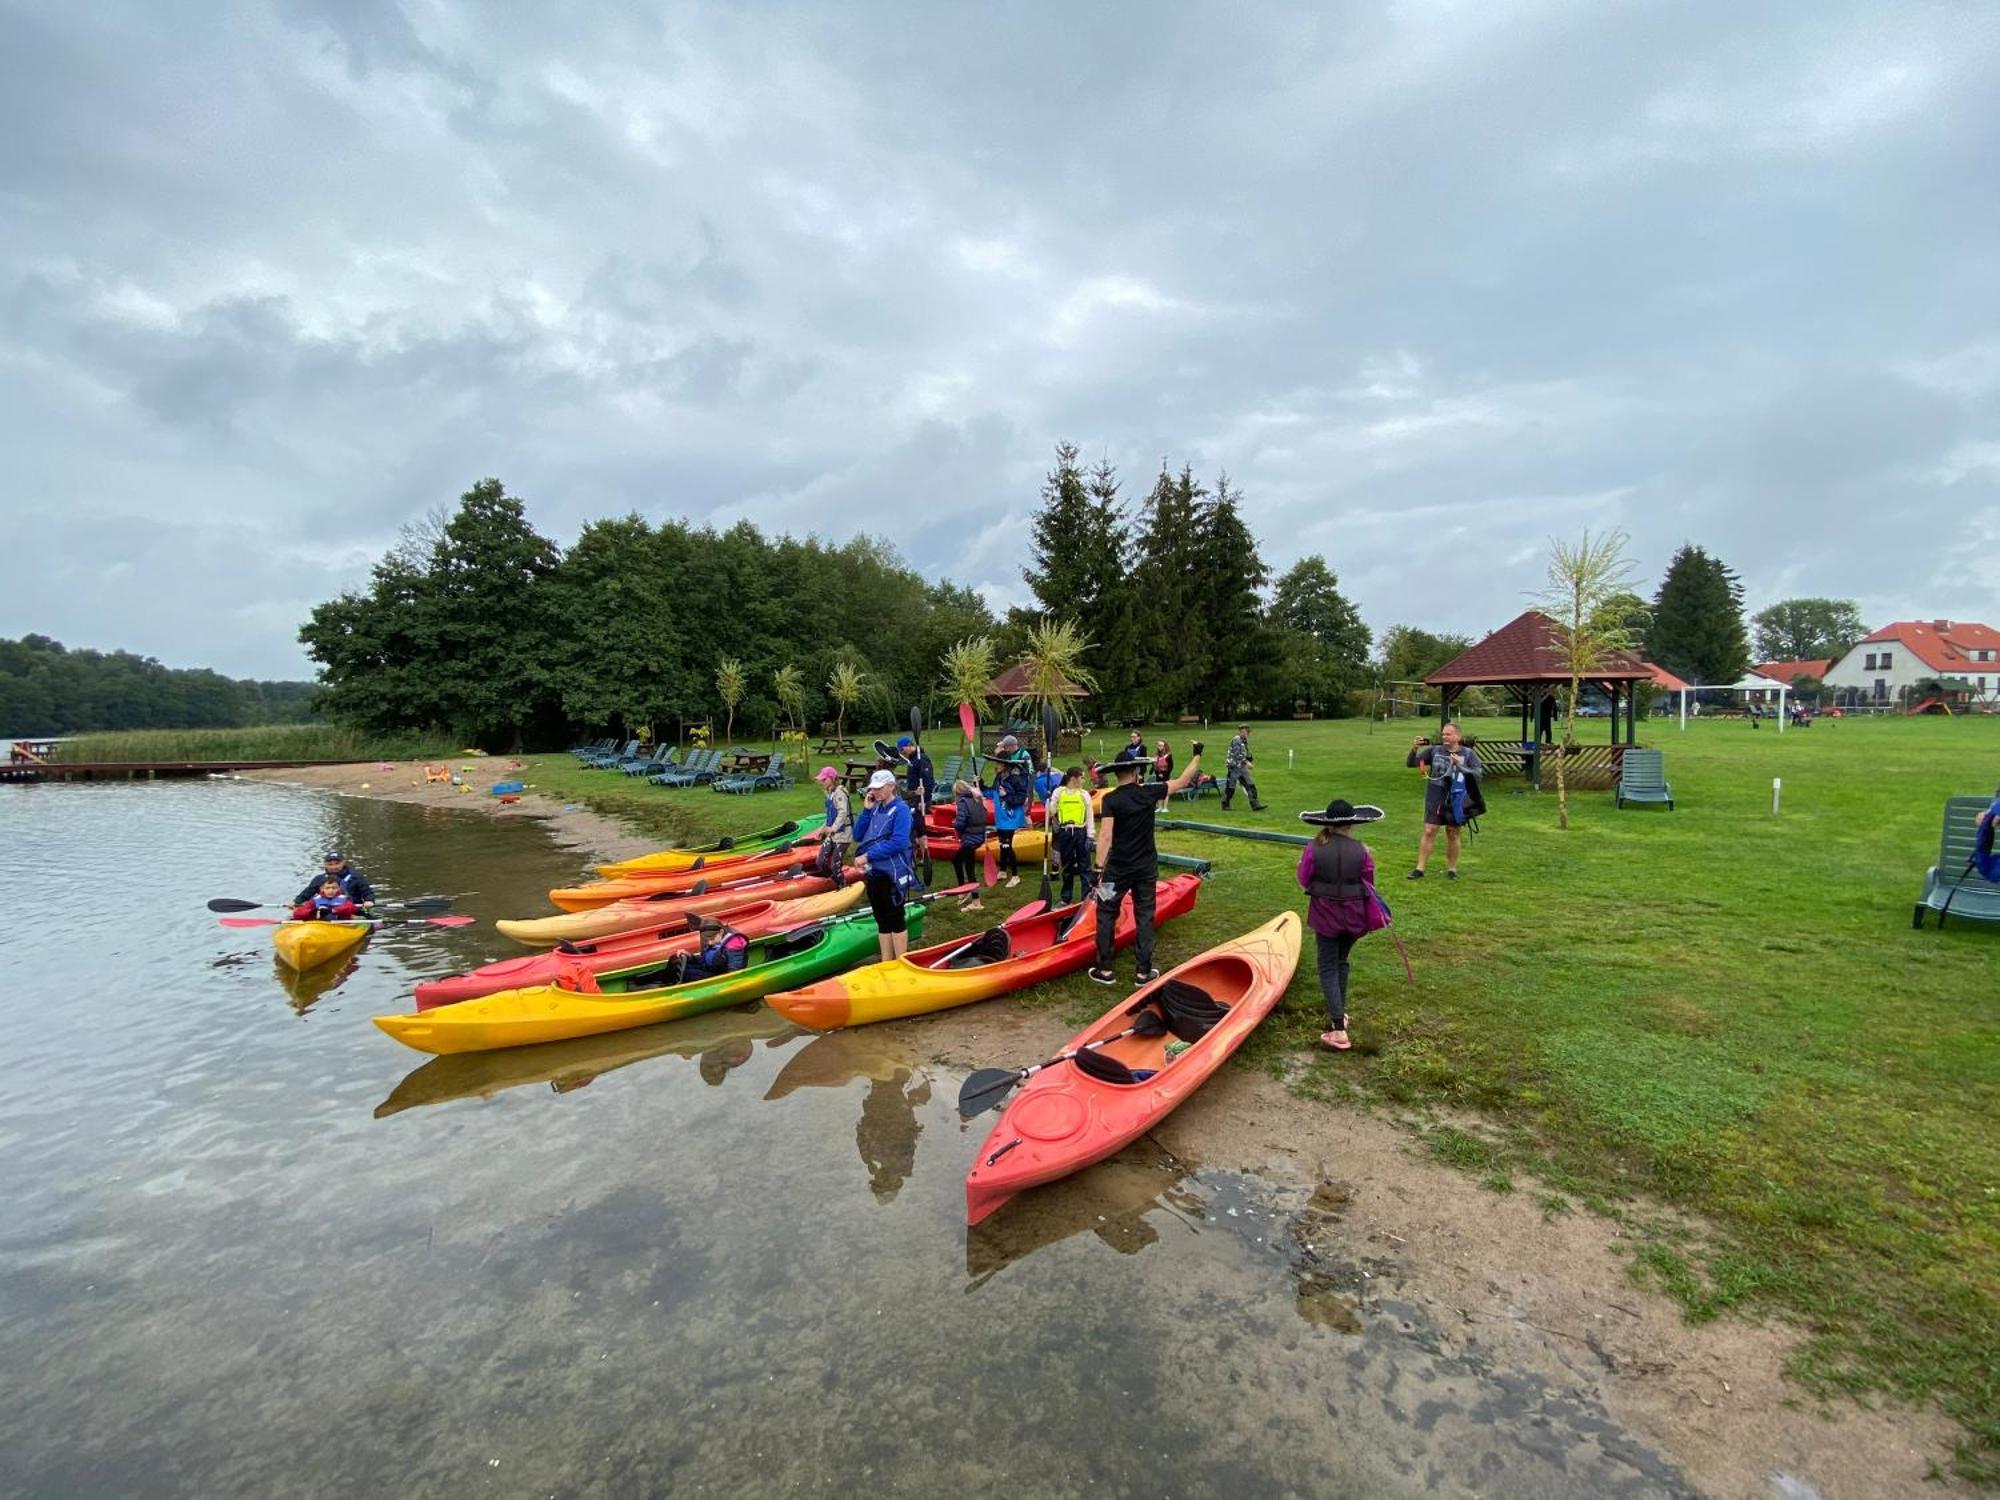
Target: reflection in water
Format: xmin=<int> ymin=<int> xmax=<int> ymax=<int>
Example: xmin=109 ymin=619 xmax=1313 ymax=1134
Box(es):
xmin=764 ymin=1031 xmax=929 ymax=1203
xmin=964 ymin=1145 xmax=1198 ymax=1288
xmin=377 ymin=1004 xmax=797 ymax=1116
xmin=274 ymin=953 xmax=360 ymax=1013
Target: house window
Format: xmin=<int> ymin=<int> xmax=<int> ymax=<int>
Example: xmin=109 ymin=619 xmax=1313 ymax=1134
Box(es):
xmin=1879 ymin=651 xmax=1893 ymax=669
xmin=1863 ymin=653 xmax=1875 ymax=670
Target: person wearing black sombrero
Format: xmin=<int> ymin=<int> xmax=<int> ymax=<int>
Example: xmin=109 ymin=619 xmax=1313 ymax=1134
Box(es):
xmin=1297 ymin=799 xmax=1391 ymax=1051
xmin=1088 ymin=741 xmax=1207 ymax=986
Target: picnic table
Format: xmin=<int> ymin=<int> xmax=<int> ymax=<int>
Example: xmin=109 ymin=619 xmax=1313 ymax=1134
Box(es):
xmin=722 ymin=750 xmax=773 ymax=772
xmin=815 ymin=736 xmax=862 ymax=755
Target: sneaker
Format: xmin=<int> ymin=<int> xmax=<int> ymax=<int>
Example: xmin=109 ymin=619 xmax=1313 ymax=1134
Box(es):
xmin=1004 ymin=875 xmax=1021 ymax=888
xmin=1087 ymin=967 xmax=1118 ymax=986
xmin=1250 ymin=803 xmax=1268 ymax=812
xmin=1406 ymin=869 xmax=1425 ymax=880
xmin=1446 ymin=870 xmax=1459 ymax=881
xmin=1134 ymin=968 xmax=1161 ymax=983
xmin=961 ymin=898 xmax=985 ymax=911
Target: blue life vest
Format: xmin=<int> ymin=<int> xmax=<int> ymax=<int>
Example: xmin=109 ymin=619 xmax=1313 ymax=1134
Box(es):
xmin=1978 ymin=799 xmax=2000 ymax=882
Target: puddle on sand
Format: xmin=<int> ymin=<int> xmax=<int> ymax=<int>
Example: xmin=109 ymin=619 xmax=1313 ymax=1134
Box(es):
xmin=0 ymin=779 xmax=1701 ymax=1499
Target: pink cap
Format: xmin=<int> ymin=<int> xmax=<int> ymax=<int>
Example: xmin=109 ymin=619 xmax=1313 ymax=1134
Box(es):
xmin=816 ymin=766 xmax=839 ymax=782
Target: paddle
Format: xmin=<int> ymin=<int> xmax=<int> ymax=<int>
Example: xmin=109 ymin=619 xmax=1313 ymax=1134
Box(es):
xmin=219 ymin=914 xmax=474 ymax=929
xmin=910 ymin=704 xmax=923 ymax=747
xmin=956 ymin=1009 xmax=1172 ymax=1118
xmin=1037 ymin=704 xmax=1060 ymax=907
xmin=207 ymin=896 xmax=454 ymax=915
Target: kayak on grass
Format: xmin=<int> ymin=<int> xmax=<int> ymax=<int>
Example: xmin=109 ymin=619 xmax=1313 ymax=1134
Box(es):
xmin=766 ymin=873 xmax=1202 ymax=1030
xmin=496 ymin=869 xmax=844 ymax=946
xmin=594 ymin=815 xmax=828 ymax=879
xmin=417 ymin=885 xmax=864 ymax=1009
xmin=923 ymin=802 xmax=1045 ymax=835
xmin=550 ymin=844 xmax=818 ymax=910
xmin=272 ymin=920 xmax=371 ymax=972
xmin=963 ymin=912 xmax=1302 ymax=1227
xmin=375 ymin=906 xmax=926 ymax=1056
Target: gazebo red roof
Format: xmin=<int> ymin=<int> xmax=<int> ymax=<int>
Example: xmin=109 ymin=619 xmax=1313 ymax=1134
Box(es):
xmin=985 ymin=663 xmax=1090 ymax=698
xmin=1425 ymin=609 xmax=1651 ymax=686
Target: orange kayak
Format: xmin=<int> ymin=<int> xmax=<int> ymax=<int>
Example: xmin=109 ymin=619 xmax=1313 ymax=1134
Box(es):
xmin=497 ymin=872 xmax=848 ymax=946
xmin=549 ymin=845 xmax=814 ymax=910
xmin=964 ymin=913 xmax=1302 ymax=1226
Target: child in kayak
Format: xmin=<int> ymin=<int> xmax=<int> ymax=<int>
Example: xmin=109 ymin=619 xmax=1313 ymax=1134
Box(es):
xmin=293 ymin=850 xmax=375 ymax=909
xmin=670 ymin=917 xmax=750 ymax=984
xmin=291 ymin=879 xmax=359 ymax=922
xmin=1296 ymin=799 xmax=1389 ymax=1051
xmin=950 ymin=779 xmax=990 ymax=910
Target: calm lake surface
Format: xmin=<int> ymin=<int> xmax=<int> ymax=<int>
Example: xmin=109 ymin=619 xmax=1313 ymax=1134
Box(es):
xmin=0 ymin=779 xmax=1695 ymax=1498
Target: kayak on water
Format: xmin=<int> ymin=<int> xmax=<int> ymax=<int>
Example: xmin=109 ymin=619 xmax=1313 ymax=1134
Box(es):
xmin=963 ymin=912 xmax=1302 ymax=1226
xmin=594 ymin=815 xmax=828 ymax=879
xmin=550 ymin=844 xmax=816 ymax=910
xmin=496 ymin=871 xmax=849 ymax=947
xmin=375 ymin=907 xmax=926 ymax=1056
xmin=272 ymin=920 xmax=371 ymax=972
xmin=766 ymin=873 xmax=1202 ymax=1030
xmin=416 ymin=885 xmax=864 ymax=1009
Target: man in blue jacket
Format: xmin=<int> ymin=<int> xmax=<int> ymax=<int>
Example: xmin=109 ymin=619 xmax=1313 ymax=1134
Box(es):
xmin=293 ymin=851 xmax=375 ymax=909
xmin=896 ymin=737 xmax=935 ymax=812
xmin=853 ymin=770 xmax=917 ymax=962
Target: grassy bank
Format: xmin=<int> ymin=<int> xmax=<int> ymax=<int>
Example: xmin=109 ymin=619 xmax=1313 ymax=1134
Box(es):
xmin=49 ymin=724 xmax=465 ymax=764
xmin=521 ymin=714 xmax=2000 ymax=1480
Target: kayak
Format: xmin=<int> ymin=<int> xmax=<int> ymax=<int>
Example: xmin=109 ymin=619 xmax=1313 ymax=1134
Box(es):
xmin=767 ymin=873 xmax=1202 ymax=1030
xmin=496 ymin=871 xmax=848 ymax=947
xmin=272 ymin=920 xmax=371 ymax=971
xmin=374 ymin=907 xmax=924 ymax=1056
xmin=550 ymin=844 xmax=816 ymax=910
xmin=920 ymin=829 xmax=1049 ymax=864
xmin=595 ymin=815 xmax=828 ymax=878
xmin=416 ymin=885 xmax=863 ymax=1009
xmin=924 ymin=802 xmax=1044 ymax=835
xmin=963 ymin=912 xmax=1302 ymax=1226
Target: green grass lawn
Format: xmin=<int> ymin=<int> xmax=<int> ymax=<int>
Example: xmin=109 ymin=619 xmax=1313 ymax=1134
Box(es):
xmin=525 ymin=715 xmax=2000 ymax=1481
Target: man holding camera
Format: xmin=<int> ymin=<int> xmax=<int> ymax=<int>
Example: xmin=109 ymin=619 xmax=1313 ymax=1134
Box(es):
xmin=1089 ymin=740 xmax=1206 ymax=986
xmin=1406 ymin=722 xmax=1482 ymax=879
xmin=1220 ymin=724 xmax=1267 ymax=812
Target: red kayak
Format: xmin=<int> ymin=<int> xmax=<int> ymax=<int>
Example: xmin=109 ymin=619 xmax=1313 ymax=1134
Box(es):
xmin=964 ymin=913 xmax=1302 ymax=1226
xmin=924 ymin=801 xmax=1044 ymax=835
xmin=417 ymin=887 xmax=864 ymax=1010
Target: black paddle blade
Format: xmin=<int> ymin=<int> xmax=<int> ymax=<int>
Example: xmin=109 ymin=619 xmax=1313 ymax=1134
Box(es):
xmin=957 ymin=1067 xmax=1023 ymax=1119
xmin=1041 ymin=703 xmax=1060 ymax=763
xmin=395 ymin=897 xmax=454 ymax=914
xmin=207 ymin=898 xmax=263 ymax=912
xmin=874 ymin=738 xmax=896 ymax=763
xmin=1036 ymin=870 xmax=1053 ymax=907
xmin=910 ymin=704 xmax=924 ymax=744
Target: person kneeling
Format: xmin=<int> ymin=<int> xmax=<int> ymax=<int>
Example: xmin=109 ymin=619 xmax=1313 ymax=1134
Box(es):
xmin=671 ymin=917 xmax=749 ymax=985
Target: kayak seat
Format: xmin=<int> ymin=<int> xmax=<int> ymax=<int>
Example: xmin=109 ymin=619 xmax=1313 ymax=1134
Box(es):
xmin=1126 ymin=979 xmax=1229 ymax=1043
xmin=943 ymin=928 xmax=1012 ymax=969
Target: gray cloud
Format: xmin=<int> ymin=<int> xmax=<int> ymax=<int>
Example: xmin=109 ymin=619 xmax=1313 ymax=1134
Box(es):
xmin=3 ymin=0 xmax=1997 ymax=679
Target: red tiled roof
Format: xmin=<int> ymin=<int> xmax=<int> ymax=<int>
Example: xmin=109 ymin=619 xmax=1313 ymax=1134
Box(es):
xmin=1645 ymin=662 xmax=1692 ymax=692
xmin=1753 ymin=659 xmax=1831 ymax=685
xmin=985 ymin=663 xmax=1090 ymax=698
xmin=1858 ymin=621 xmax=2000 ymax=675
xmin=1425 ymin=610 xmax=1651 ymax=686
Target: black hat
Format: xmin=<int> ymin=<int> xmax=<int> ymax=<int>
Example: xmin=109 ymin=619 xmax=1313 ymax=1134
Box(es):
xmin=1299 ymin=798 xmax=1384 ymax=828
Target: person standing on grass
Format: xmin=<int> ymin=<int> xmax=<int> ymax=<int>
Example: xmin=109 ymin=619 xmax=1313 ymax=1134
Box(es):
xmin=1220 ymin=725 xmax=1267 ymax=811
xmin=1045 ymin=766 xmax=1096 ymax=903
xmin=896 ymin=737 xmax=934 ymax=812
xmin=1114 ymin=729 xmax=1147 ymax=765
xmin=949 ymin=779 xmax=990 ymax=909
xmin=1296 ymin=799 xmax=1390 ymax=1051
xmin=991 ymin=734 xmax=1033 ymax=888
xmin=815 ymin=766 xmax=854 ymax=881
xmin=1089 ymin=743 xmax=1205 ymax=986
xmin=1406 ymin=723 xmax=1481 ymax=879
xmin=1151 ymin=739 xmax=1174 ymax=784
xmin=852 ymin=770 xmax=916 ymax=962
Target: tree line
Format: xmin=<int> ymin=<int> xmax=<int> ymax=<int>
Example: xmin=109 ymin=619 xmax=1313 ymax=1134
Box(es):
xmin=0 ymin=635 xmax=317 ymax=736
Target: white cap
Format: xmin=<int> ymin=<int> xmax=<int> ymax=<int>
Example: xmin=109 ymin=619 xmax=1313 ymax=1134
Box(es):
xmin=867 ymin=769 xmax=898 ymax=791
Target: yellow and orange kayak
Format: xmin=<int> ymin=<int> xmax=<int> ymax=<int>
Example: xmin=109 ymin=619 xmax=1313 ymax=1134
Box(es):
xmin=496 ymin=878 xmax=859 ymax=947
xmin=594 ymin=815 xmax=827 ymax=878
xmin=272 ymin=920 xmax=370 ymax=972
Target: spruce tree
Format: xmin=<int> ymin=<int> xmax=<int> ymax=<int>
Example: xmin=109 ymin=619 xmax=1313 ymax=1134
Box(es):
xmin=1128 ymin=462 xmax=1206 ymax=716
xmin=1189 ymin=472 xmax=1270 ymax=717
xmin=1022 ymin=443 xmax=1133 ymax=716
xmin=1649 ymin=544 xmax=1750 ymax=684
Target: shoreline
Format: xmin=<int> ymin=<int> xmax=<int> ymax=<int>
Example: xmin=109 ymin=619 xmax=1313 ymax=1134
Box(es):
xmin=247 ymin=759 xmax=1967 ymax=1500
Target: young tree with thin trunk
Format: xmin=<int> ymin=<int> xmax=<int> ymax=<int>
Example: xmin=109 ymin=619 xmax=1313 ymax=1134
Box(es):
xmin=1537 ymin=530 xmax=1639 ymax=830
xmin=826 ymin=660 xmax=868 ymax=745
xmin=771 ymin=664 xmax=805 ymax=740
xmin=1004 ymin=619 xmax=1099 ymax=753
xmin=940 ymin=636 xmax=997 ymax=755
xmin=716 ymin=657 xmax=747 ymax=746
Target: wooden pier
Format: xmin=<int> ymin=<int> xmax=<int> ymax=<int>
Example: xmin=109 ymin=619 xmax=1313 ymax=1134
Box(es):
xmin=3 ymin=742 xmax=357 ymax=784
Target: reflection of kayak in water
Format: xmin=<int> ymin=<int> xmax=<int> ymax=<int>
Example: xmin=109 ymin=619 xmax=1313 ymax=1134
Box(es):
xmin=276 ymin=954 xmax=360 ymax=1013
xmin=761 ymin=1031 xmax=930 ymax=1203
xmin=963 ymin=1151 xmax=1198 ymax=1289
xmin=374 ymin=1005 xmax=798 ymax=1117
xmin=762 ymin=1030 xmax=918 ymax=1099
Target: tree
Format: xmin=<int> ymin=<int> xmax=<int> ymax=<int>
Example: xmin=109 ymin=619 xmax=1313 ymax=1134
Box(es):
xmin=1187 ymin=472 xmax=1271 ymax=718
xmin=939 ymin=636 xmax=998 ymax=753
xmin=1003 ymin=619 xmax=1098 ymax=755
xmin=1537 ymin=530 xmax=1639 ymax=830
xmin=715 ymin=657 xmax=747 ymax=745
xmin=1590 ymin=591 xmax=1652 ymax=654
xmin=772 ymin=664 xmax=805 ymax=737
xmin=1648 ymin=544 xmax=1749 ymax=685
xmin=1127 ymin=462 xmax=1208 ymax=715
xmin=1269 ymin=556 xmax=1372 ymax=716
xmin=826 ymin=660 xmax=869 ymax=744
xmin=1789 ymin=672 xmax=1825 ymax=707
xmin=1751 ymin=598 xmax=1867 ymax=663
xmin=1376 ymin=626 xmax=1473 ymax=712
xmin=1022 ymin=445 xmax=1134 ymax=717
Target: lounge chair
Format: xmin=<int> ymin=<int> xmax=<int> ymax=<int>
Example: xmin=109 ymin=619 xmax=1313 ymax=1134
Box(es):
xmin=1616 ymin=748 xmax=1674 ymax=810
xmin=936 ymin=754 xmax=962 ymax=788
xmin=653 ymin=748 xmax=718 ymax=787
xmin=687 ymin=749 xmax=737 ymax=786
xmin=584 ymin=738 xmax=640 ymax=769
xmin=715 ymin=752 xmax=785 ymax=795
xmin=569 ymin=737 xmax=613 ymax=760
xmin=1913 ymin=796 xmax=2000 ymax=929
xmin=622 ymin=746 xmax=677 ymax=777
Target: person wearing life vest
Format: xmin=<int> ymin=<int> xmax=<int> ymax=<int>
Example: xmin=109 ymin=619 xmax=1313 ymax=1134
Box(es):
xmin=1977 ymin=788 xmax=2000 ymax=882
xmin=990 ymin=734 xmax=1033 ymax=889
xmin=293 ymin=851 xmax=376 ymax=909
xmin=896 ymin=737 xmax=935 ymax=812
xmin=1113 ymin=730 xmax=1147 ymax=765
xmin=949 ymin=779 xmax=991 ymax=910
xmin=1296 ymin=798 xmax=1391 ymax=1052
xmin=673 ymin=916 xmax=750 ymax=985
xmin=853 ymin=769 xmax=917 ymax=961
xmin=815 ymin=767 xmax=854 ymax=882
xmin=1045 ymin=767 xmax=1097 ymax=902
xmin=290 ymin=878 xmax=359 ymax=922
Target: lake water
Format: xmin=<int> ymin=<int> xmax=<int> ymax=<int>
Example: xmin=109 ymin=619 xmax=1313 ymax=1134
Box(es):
xmin=0 ymin=778 xmax=1697 ymax=1498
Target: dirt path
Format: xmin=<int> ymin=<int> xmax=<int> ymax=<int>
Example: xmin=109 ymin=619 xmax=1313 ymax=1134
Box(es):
xmin=249 ymin=761 xmax=1971 ymax=1500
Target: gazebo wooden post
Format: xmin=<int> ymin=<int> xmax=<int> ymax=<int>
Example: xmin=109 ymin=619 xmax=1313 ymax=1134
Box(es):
xmin=1626 ymin=684 xmax=1637 ymax=742
xmin=1608 ymin=682 xmax=1621 ymax=746
xmin=1517 ymin=684 xmax=1530 ymax=746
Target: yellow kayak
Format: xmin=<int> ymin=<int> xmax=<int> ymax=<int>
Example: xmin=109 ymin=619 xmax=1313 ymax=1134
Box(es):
xmin=495 ymin=880 xmax=860 ymax=947
xmin=595 ymin=815 xmax=828 ymax=878
xmin=272 ymin=920 xmax=370 ymax=972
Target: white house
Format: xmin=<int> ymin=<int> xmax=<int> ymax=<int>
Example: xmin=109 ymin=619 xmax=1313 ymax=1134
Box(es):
xmin=1821 ymin=619 xmax=2000 ymax=707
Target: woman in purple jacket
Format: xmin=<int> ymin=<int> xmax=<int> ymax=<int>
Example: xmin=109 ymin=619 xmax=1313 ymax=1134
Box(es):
xmin=1296 ymin=798 xmax=1390 ymax=1052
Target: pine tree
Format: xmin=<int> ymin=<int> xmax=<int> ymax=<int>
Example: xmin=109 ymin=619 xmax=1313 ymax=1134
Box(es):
xmin=1189 ymin=472 xmax=1270 ymax=718
xmin=1649 ymin=544 xmax=1750 ymax=684
xmin=1022 ymin=444 xmax=1134 ymax=717
xmin=1128 ymin=462 xmax=1207 ymax=716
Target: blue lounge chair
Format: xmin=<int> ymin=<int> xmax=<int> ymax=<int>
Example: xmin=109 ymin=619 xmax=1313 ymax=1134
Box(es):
xmin=622 ymin=746 xmax=677 ymax=777
xmin=1616 ymin=749 xmax=1674 ymax=810
xmin=653 ymin=748 xmax=718 ymax=787
xmin=1913 ymin=796 xmax=2000 ymax=929
xmin=585 ymin=738 xmax=641 ymax=769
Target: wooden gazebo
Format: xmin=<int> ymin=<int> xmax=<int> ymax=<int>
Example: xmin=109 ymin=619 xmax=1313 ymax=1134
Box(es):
xmin=1425 ymin=610 xmax=1653 ymax=787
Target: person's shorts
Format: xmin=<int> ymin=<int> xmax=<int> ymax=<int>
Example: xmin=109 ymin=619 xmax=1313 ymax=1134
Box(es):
xmin=863 ymin=870 xmax=907 ymax=934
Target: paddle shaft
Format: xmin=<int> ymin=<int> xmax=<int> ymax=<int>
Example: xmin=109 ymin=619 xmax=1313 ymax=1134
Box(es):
xmin=957 ymin=1017 xmax=1162 ymax=1118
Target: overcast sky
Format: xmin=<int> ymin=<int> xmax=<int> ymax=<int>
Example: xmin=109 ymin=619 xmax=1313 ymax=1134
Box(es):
xmin=4 ymin=1 xmax=1997 ymax=680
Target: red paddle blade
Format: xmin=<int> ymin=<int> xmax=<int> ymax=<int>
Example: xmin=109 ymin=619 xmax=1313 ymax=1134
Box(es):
xmin=424 ymin=915 xmax=476 ymax=928
xmin=958 ymin=701 xmax=977 ymax=748
xmin=982 ymin=843 xmax=1000 ymax=886
xmin=219 ymin=916 xmax=280 ymax=928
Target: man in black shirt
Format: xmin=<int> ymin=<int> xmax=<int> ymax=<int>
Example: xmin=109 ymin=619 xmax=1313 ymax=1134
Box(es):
xmin=1089 ymin=742 xmax=1205 ymax=985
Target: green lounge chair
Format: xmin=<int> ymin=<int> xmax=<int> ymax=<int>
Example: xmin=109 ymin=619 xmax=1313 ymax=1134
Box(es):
xmin=1616 ymin=748 xmax=1674 ymax=810
xmin=1913 ymin=796 xmax=2000 ymax=929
